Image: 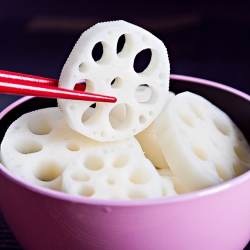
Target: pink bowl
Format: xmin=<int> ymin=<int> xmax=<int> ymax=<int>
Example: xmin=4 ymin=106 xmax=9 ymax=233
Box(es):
xmin=0 ymin=75 xmax=250 ymax=250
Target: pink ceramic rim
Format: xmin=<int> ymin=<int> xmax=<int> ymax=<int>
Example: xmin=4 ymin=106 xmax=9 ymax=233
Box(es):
xmin=170 ymin=74 xmax=250 ymax=101
xmin=0 ymin=75 xmax=250 ymax=207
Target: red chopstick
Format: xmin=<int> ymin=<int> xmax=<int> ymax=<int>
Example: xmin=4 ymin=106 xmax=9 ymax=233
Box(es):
xmin=0 ymin=70 xmax=58 ymax=87
xmin=0 ymin=70 xmax=116 ymax=103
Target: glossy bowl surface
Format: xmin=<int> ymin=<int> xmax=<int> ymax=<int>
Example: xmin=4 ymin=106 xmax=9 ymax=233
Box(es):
xmin=0 ymin=75 xmax=250 ymax=250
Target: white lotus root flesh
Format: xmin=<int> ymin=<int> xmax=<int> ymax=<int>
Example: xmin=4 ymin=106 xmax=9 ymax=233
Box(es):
xmin=58 ymin=20 xmax=170 ymax=142
xmin=0 ymin=108 xmax=143 ymax=190
xmin=155 ymin=91 xmax=250 ymax=191
xmin=157 ymin=168 xmax=190 ymax=194
xmin=135 ymin=91 xmax=175 ymax=169
xmin=62 ymin=147 xmax=165 ymax=200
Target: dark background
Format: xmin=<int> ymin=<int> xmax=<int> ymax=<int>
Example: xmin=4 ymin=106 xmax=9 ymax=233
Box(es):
xmin=0 ymin=0 xmax=250 ymax=249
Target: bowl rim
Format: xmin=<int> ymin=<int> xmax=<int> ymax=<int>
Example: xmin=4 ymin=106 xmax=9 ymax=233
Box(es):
xmin=0 ymin=74 xmax=250 ymax=207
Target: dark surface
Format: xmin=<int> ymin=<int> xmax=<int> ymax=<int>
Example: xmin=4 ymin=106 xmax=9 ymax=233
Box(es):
xmin=1 ymin=0 xmax=250 ymax=249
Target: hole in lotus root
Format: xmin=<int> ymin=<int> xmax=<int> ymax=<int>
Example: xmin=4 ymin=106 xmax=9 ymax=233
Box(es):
xmin=109 ymin=104 xmax=128 ymax=129
xmin=116 ymin=34 xmax=126 ymax=54
xmin=192 ymin=143 xmax=208 ymax=161
xmin=113 ymin=153 xmax=129 ymax=168
xmin=128 ymin=190 xmax=147 ymax=199
xmin=213 ymin=117 xmax=230 ymax=136
xmin=133 ymin=48 xmax=152 ymax=73
xmin=84 ymin=154 xmax=104 ymax=170
xmin=233 ymin=164 xmax=247 ymax=176
xmin=34 ymin=160 xmax=63 ymax=182
xmin=27 ymin=119 xmax=52 ymax=135
xmin=71 ymin=171 xmax=90 ymax=181
xmin=74 ymin=79 xmax=86 ymax=92
xmin=14 ymin=139 xmax=43 ymax=154
xmin=188 ymin=102 xmax=204 ymax=120
xmin=66 ymin=142 xmax=80 ymax=151
xmin=107 ymin=178 xmax=116 ymax=185
xmin=139 ymin=114 xmax=147 ymax=124
xmin=135 ymin=84 xmax=152 ymax=103
xmin=129 ymin=169 xmax=151 ymax=184
xmin=92 ymin=42 xmax=103 ymax=61
xmin=82 ymin=104 xmax=96 ymax=123
xmin=117 ymin=34 xmax=133 ymax=58
xmin=215 ymin=163 xmax=230 ymax=181
xmin=177 ymin=108 xmax=195 ymax=127
xmin=78 ymin=186 xmax=95 ymax=197
xmin=78 ymin=79 xmax=94 ymax=93
xmin=92 ymin=41 xmax=111 ymax=64
xmin=234 ymin=146 xmax=250 ymax=164
xmin=111 ymin=77 xmax=122 ymax=89
xmin=101 ymin=131 xmax=107 ymax=137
